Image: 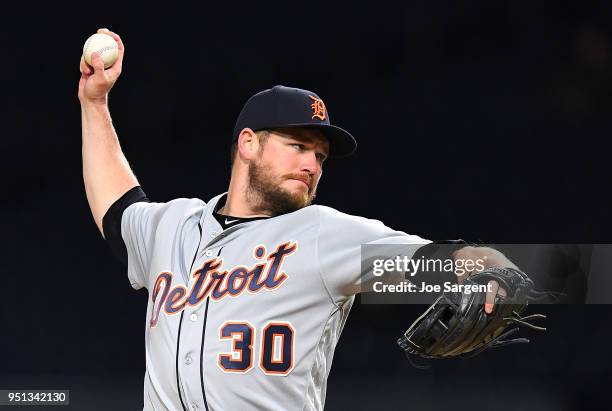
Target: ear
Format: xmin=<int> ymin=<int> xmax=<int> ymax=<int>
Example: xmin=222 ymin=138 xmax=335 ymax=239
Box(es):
xmin=237 ymin=128 xmax=260 ymax=161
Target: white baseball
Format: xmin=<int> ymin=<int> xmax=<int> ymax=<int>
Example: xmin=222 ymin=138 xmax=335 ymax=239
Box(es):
xmin=83 ymin=33 xmax=119 ymax=69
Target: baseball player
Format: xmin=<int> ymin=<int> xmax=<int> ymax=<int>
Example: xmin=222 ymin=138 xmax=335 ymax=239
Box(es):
xmin=79 ymin=28 xmax=513 ymax=410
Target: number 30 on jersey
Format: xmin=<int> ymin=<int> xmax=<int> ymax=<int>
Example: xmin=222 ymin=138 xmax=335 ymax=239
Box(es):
xmin=218 ymin=321 xmax=295 ymax=376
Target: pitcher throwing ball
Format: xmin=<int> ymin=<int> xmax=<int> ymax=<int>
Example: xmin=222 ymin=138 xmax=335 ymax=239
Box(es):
xmin=80 ymin=28 xmax=522 ymax=411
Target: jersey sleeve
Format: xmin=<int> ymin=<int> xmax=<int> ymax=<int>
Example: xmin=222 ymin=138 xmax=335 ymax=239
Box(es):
xmin=120 ymin=201 xmax=174 ymax=289
xmin=103 ymin=187 xmax=205 ymax=290
xmin=315 ymin=206 xmax=430 ymax=303
xmin=103 ymin=186 xmax=151 ymax=265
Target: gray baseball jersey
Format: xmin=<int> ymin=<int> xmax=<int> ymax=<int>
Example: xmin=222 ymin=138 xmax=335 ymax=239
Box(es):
xmin=118 ymin=191 xmax=428 ymax=410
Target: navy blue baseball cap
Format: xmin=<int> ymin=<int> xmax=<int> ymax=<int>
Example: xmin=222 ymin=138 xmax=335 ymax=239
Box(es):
xmin=232 ymin=85 xmax=357 ymax=157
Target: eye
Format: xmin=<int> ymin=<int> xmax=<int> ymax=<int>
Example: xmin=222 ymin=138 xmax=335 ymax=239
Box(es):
xmin=291 ymin=143 xmax=304 ymax=151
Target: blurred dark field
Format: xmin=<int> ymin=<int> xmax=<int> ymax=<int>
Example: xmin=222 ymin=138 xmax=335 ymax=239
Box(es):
xmin=2 ymin=1 xmax=611 ymax=410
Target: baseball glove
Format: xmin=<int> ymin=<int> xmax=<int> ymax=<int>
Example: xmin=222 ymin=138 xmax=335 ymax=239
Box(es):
xmin=397 ymin=267 xmax=551 ymax=368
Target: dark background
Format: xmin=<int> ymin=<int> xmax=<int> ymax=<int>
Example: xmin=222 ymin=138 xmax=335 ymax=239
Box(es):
xmin=3 ymin=1 xmax=611 ymax=410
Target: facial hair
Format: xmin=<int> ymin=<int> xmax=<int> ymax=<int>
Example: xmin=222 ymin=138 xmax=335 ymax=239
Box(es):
xmin=246 ymin=159 xmax=317 ymax=216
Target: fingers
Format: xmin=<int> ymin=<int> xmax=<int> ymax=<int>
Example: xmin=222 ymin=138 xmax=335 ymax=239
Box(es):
xmin=90 ymin=52 xmax=106 ymax=74
xmin=485 ymin=280 xmax=499 ymax=314
xmin=453 ymin=247 xmax=477 ymax=283
xmin=97 ymin=27 xmax=124 ymax=74
xmin=98 ymin=28 xmax=125 ymax=52
xmin=80 ymin=55 xmax=92 ymax=76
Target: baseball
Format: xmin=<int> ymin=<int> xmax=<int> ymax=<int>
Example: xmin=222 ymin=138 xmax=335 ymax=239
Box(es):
xmin=82 ymin=33 xmax=119 ymax=69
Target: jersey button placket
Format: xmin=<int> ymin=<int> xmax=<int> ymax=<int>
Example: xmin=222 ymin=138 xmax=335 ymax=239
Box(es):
xmin=179 ymin=308 xmax=205 ymax=407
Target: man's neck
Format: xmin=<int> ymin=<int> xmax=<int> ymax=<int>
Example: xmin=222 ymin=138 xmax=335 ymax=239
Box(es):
xmin=218 ymin=191 xmax=271 ymax=219
xmin=222 ymin=165 xmax=274 ymax=218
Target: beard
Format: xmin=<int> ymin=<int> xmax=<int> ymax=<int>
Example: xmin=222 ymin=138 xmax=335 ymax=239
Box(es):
xmin=246 ymin=159 xmax=317 ymax=216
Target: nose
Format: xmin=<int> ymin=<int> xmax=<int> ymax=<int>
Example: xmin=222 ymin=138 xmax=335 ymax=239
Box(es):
xmin=300 ymin=151 xmax=320 ymax=175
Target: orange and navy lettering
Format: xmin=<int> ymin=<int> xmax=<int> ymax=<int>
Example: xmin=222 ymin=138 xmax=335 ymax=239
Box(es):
xmin=218 ymin=321 xmax=255 ymax=373
xmin=149 ymin=241 xmax=298 ymax=328
xmin=216 ymin=320 xmax=296 ymax=376
xmin=260 ymin=321 xmax=295 ymax=375
xmin=308 ymin=95 xmax=326 ymax=120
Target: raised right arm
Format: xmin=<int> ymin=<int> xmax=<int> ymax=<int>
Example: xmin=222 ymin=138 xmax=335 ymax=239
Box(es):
xmin=79 ymin=28 xmax=139 ymax=237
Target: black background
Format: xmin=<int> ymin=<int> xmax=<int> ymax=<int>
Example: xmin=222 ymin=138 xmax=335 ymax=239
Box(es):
xmin=3 ymin=1 xmax=612 ymax=410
